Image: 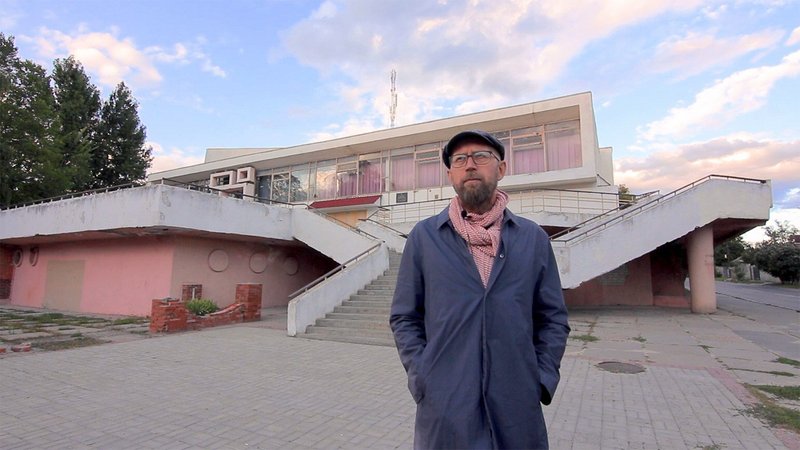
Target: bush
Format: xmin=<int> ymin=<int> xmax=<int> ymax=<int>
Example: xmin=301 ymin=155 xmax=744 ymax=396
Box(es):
xmin=185 ymin=298 xmax=219 ymax=316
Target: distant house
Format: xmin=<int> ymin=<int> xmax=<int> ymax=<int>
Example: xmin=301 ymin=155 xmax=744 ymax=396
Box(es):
xmin=0 ymin=92 xmax=772 ymax=333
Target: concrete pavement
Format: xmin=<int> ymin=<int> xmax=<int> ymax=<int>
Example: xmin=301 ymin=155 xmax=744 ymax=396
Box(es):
xmin=1 ymin=305 xmax=799 ymax=449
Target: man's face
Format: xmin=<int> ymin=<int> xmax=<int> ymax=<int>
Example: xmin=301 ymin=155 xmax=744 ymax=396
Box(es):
xmin=447 ymin=141 xmax=506 ymax=213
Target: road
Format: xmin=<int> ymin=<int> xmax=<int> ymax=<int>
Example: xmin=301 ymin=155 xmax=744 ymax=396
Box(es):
xmin=715 ymin=281 xmax=800 ymax=360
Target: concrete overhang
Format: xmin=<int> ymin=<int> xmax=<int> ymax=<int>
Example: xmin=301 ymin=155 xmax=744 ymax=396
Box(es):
xmin=0 ymin=184 xmax=295 ymax=246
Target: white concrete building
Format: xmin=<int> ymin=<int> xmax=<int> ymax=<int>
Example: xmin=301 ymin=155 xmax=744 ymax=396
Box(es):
xmin=0 ymin=92 xmax=772 ymax=337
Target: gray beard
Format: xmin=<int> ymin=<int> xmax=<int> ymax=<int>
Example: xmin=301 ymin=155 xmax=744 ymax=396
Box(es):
xmin=457 ymin=179 xmax=496 ymax=212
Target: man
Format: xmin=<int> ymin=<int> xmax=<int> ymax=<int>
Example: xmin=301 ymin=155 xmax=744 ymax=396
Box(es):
xmin=390 ymin=130 xmax=570 ymax=449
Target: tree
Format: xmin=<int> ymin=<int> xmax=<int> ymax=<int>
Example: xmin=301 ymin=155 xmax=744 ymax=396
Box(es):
xmin=52 ymin=56 xmax=101 ymax=192
xmin=0 ymin=33 xmax=68 ymax=206
xmin=746 ymin=221 xmax=800 ymax=285
xmin=714 ymin=236 xmax=746 ymax=267
xmin=93 ymin=82 xmax=152 ymax=187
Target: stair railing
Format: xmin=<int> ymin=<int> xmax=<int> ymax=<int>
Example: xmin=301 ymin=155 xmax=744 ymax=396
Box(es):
xmin=288 ymin=242 xmax=383 ymax=299
xmin=550 ymin=174 xmax=768 ymax=246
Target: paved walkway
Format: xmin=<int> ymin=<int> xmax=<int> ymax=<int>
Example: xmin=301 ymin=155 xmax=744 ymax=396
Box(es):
xmin=1 ymin=306 xmax=798 ymax=449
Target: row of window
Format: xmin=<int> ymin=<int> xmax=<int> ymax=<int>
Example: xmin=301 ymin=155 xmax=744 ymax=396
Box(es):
xmin=249 ymin=120 xmax=581 ymax=203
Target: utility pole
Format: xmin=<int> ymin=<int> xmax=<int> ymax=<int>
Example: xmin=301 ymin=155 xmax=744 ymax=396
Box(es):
xmin=390 ymin=69 xmax=397 ymax=128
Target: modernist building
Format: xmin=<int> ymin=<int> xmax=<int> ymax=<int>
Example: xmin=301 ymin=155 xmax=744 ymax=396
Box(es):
xmin=0 ymin=92 xmax=772 ymax=336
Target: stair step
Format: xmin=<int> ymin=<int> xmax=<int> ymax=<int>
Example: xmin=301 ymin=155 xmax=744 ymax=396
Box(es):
xmin=326 ymin=313 xmax=389 ymax=321
xmin=342 ymin=299 xmax=391 ymax=308
xmin=305 ymin=325 xmax=393 ymax=340
xmin=315 ymin=318 xmax=389 ymax=330
xmin=348 ymin=295 xmax=392 ymax=302
xmin=334 ymin=305 xmax=391 ymax=314
xmin=296 ymin=333 xmax=395 ymax=348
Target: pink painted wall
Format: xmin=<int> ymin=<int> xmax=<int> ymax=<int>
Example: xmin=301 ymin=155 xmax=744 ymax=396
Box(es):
xmin=171 ymin=237 xmax=335 ymax=308
xmin=9 ymin=237 xmax=174 ymax=316
xmin=564 ymin=254 xmax=654 ymax=307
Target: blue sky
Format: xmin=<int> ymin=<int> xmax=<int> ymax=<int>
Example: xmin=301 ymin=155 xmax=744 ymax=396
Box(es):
xmin=2 ymin=0 xmax=799 ymax=241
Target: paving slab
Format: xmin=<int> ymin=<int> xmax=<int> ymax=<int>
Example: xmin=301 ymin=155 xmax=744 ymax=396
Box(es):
xmin=0 ymin=323 xmax=795 ymax=450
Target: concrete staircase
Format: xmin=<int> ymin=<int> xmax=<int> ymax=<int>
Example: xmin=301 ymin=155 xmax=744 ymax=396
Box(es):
xmin=297 ymin=251 xmax=401 ymax=347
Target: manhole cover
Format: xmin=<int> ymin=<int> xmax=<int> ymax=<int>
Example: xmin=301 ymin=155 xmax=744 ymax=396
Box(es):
xmin=596 ymin=361 xmax=646 ymax=374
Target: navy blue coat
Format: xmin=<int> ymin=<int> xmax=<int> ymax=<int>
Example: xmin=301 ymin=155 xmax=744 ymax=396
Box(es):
xmin=390 ymin=208 xmax=570 ymax=450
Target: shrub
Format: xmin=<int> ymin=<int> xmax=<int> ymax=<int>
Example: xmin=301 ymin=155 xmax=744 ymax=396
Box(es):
xmin=185 ymin=298 xmax=219 ymax=316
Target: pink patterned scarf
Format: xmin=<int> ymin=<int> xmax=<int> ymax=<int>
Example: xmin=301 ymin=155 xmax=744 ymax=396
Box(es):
xmin=448 ymin=190 xmax=509 ymax=287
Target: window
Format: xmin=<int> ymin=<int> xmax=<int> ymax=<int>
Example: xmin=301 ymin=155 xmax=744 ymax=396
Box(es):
xmin=337 ymin=160 xmax=358 ymax=197
xmin=390 ymin=148 xmax=414 ymax=191
xmin=359 ymin=154 xmax=384 ymax=194
xmin=545 ymin=120 xmax=581 ymax=170
xmin=290 ymin=165 xmax=309 ymax=202
xmin=315 ymin=160 xmax=336 ymax=199
xmin=415 ymin=146 xmax=441 ymax=188
xmin=510 ymin=127 xmax=544 ymax=174
xmin=271 ymin=170 xmax=289 ymax=203
xmin=257 ymin=175 xmax=271 ymax=202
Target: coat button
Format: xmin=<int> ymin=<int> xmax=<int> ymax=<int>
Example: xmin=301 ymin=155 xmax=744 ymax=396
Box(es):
xmin=499 ymin=253 xmax=505 ymax=258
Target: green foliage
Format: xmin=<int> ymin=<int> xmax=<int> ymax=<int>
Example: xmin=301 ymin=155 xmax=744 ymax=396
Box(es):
xmin=714 ymin=236 xmax=746 ymax=266
xmin=0 ymin=33 xmax=69 ymax=206
xmin=93 ymin=82 xmax=152 ymax=188
xmin=185 ymin=298 xmax=219 ymax=316
xmin=0 ymin=33 xmax=152 ymax=207
xmin=746 ymin=221 xmax=800 ymax=284
xmin=52 ymin=56 xmax=101 ymax=192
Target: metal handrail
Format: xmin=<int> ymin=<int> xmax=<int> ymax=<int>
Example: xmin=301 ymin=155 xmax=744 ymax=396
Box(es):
xmin=2 ymin=181 xmax=146 ymax=210
xmin=550 ymin=174 xmax=767 ymax=245
xmin=158 ymin=178 xmax=304 ymax=209
xmin=288 ymin=242 xmax=383 ymax=299
xmin=549 ymin=190 xmax=659 ymax=239
xmin=359 ymin=218 xmax=408 ymax=238
xmin=305 ymin=206 xmax=381 ymax=241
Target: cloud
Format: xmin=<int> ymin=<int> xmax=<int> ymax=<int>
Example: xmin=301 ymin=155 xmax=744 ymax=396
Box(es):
xmin=281 ymin=0 xmax=706 ymax=136
xmin=649 ymin=29 xmax=784 ymax=78
xmin=24 ymin=27 xmax=227 ymax=91
xmin=615 ymin=135 xmax=800 ymax=194
xmin=638 ymin=49 xmax=800 ymax=141
xmin=25 ymin=27 xmax=162 ymax=89
xmin=145 ymin=40 xmax=227 ymax=78
xmin=147 ymin=142 xmax=205 ymax=174
xmin=788 ymin=26 xmax=800 ymax=46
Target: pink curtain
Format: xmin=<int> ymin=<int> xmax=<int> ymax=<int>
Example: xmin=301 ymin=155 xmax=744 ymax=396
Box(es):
xmin=338 ymin=170 xmax=358 ymax=197
xmin=545 ymin=124 xmax=581 ymax=170
xmin=359 ymin=159 xmax=383 ymax=194
xmin=416 ymin=159 xmax=440 ymax=188
xmin=391 ymin=154 xmax=414 ymax=191
xmin=512 ymin=147 xmax=545 ymax=174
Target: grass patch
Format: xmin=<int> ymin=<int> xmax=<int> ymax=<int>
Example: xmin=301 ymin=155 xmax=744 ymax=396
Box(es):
xmin=744 ymin=385 xmax=800 ymax=434
xmin=775 ymin=357 xmax=800 ymax=368
xmin=733 ymin=368 xmax=795 ymax=377
xmin=752 ymin=385 xmax=800 ymax=401
xmin=699 ymin=344 xmax=713 ymax=352
xmin=32 ymin=336 xmax=107 ymax=351
xmin=632 ymin=336 xmax=647 ymax=343
xmin=570 ymin=334 xmax=599 ymax=343
xmin=111 ymin=317 xmax=146 ymax=325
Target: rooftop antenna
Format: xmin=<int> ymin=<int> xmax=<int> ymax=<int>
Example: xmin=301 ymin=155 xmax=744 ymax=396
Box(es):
xmin=390 ymin=69 xmax=397 ymax=128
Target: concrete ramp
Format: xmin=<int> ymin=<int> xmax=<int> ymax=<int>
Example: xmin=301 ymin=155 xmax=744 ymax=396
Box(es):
xmin=553 ymin=176 xmax=771 ymax=289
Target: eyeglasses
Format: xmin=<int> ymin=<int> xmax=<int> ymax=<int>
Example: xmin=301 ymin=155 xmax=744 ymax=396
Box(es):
xmin=449 ymin=151 xmax=499 ymax=168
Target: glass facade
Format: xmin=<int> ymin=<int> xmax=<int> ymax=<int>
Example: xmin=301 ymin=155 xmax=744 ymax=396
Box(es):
xmin=250 ymin=119 xmax=582 ymax=203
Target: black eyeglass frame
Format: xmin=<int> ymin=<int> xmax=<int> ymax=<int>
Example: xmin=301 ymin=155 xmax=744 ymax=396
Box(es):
xmin=449 ymin=151 xmax=500 ymax=168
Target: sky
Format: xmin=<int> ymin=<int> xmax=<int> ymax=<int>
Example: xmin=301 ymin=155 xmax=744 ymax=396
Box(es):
xmin=2 ymin=0 xmax=798 ymax=242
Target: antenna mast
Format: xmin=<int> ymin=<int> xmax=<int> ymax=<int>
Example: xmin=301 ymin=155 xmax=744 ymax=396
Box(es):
xmin=390 ymin=69 xmax=397 ymax=128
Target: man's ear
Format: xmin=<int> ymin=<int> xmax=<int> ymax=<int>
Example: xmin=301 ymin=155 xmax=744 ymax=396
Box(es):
xmin=497 ymin=160 xmax=507 ymax=180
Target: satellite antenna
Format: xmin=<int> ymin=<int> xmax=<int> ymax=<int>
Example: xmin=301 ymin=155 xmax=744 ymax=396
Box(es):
xmin=390 ymin=69 xmax=397 ymax=128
